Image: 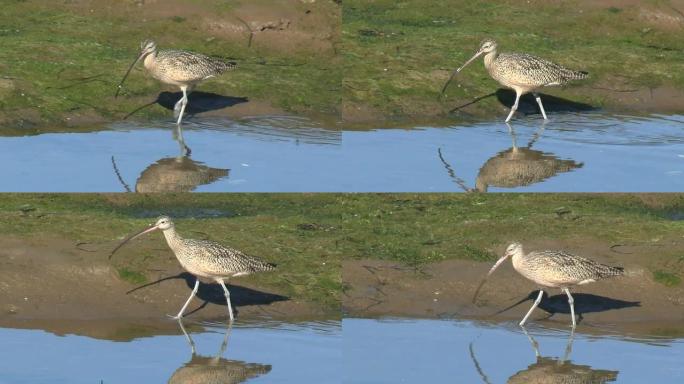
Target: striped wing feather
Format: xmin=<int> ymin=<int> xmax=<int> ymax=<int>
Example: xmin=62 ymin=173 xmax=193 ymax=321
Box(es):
xmin=184 ymin=238 xmax=276 ymax=276
xmin=157 ymin=49 xmax=237 ymax=83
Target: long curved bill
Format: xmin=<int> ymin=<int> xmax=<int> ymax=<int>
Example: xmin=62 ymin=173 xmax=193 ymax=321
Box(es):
xmin=472 ymin=253 xmax=509 ymax=303
xmin=115 ymin=51 xmax=144 ymax=98
xmin=109 ymin=223 xmax=159 ymax=259
xmin=440 ymin=50 xmax=483 ymax=96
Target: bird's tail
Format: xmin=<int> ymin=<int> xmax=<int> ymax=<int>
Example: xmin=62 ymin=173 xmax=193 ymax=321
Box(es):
xmin=597 ymin=264 xmax=624 ymax=278
xmin=221 ymin=60 xmax=238 ymax=72
xmin=562 ymin=69 xmax=588 ymax=81
xmin=256 ymin=260 xmax=277 ymax=272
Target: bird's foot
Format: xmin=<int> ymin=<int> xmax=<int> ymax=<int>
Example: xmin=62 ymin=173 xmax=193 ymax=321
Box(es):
xmin=167 ymin=314 xmax=183 ymax=320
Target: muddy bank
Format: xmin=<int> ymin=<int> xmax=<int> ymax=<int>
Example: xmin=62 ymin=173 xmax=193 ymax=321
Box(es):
xmin=0 ymin=0 xmax=341 ymax=129
xmin=341 ymin=84 xmax=684 ymax=127
xmin=344 ymin=239 xmax=684 ymax=336
xmin=0 ymin=236 xmax=333 ymax=335
xmin=343 ymin=0 xmax=684 ymax=123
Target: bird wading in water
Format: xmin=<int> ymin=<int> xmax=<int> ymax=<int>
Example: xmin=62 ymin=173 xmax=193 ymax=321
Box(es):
xmin=473 ymin=242 xmax=623 ymax=329
xmin=441 ymin=39 xmax=588 ymax=122
xmin=116 ymin=40 xmax=237 ymax=125
xmin=110 ymin=216 xmax=276 ymax=322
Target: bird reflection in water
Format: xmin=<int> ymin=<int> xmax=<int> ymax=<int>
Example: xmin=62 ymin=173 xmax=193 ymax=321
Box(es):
xmin=112 ymin=125 xmax=229 ymax=192
xmin=438 ymin=122 xmax=582 ymax=192
xmin=469 ymin=327 xmax=618 ymax=383
xmin=169 ymin=319 xmax=272 ymax=384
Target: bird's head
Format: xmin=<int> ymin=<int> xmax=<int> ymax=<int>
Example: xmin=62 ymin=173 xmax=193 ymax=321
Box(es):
xmin=155 ymin=215 xmax=174 ymax=231
xmin=504 ymin=242 xmax=523 ymax=258
xmin=440 ymin=38 xmax=497 ymax=96
xmin=477 ymin=38 xmax=498 ymax=55
xmin=140 ymin=39 xmax=157 ymax=57
xmin=109 ymin=215 xmax=174 ymax=260
xmin=115 ymin=39 xmax=158 ymax=98
xmin=472 ymin=241 xmax=521 ymax=303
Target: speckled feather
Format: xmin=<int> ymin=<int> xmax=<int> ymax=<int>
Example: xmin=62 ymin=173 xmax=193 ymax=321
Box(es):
xmin=152 ymin=49 xmax=237 ymax=84
xmin=516 ymin=249 xmax=623 ymax=288
xmin=489 ymin=52 xmax=587 ymax=89
xmin=168 ymin=357 xmax=271 ymax=384
xmin=475 ymin=148 xmax=582 ymax=191
xmin=164 ymin=229 xmax=276 ymax=279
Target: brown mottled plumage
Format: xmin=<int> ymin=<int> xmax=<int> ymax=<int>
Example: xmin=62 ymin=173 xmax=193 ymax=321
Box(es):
xmin=110 ymin=216 xmax=275 ymax=321
xmin=135 ymin=157 xmax=229 ymax=193
xmin=470 ymin=334 xmax=619 ymax=384
xmin=442 ymin=38 xmax=587 ymax=122
xmin=510 ymin=245 xmax=624 ymax=288
xmin=144 ymin=46 xmax=237 ymax=86
xmin=507 ymin=357 xmax=619 ymax=384
xmin=473 ymin=243 xmax=623 ymax=329
xmin=170 ymin=319 xmax=272 ymax=384
xmin=168 ymin=356 xmax=271 ymax=384
xmin=475 ymin=147 xmax=582 ymax=192
xmin=116 ymin=40 xmax=237 ymax=125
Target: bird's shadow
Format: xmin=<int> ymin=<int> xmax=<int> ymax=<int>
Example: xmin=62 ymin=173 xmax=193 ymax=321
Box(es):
xmin=124 ymin=91 xmax=248 ymax=120
xmin=127 ymin=272 xmax=288 ymax=317
xmin=449 ymin=89 xmax=597 ymax=115
xmin=498 ymin=291 xmax=640 ymax=322
xmin=158 ymin=91 xmax=248 ymax=115
xmin=495 ymin=89 xmax=597 ymax=115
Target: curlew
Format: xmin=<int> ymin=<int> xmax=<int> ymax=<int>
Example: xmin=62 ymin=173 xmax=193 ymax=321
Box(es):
xmin=441 ymin=39 xmax=588 ymax=122
xmin=473 ymin=243 xmax=623 ymax=328
xmin=169 ymin=319 xmax=272 ymax=383
xmin=116 ymin=40 xmax=237 ymax=125
xmin=469 ymin=329 xmax=619 ymax=384
xmin=438 ymin=123 xmax=582 ymax=192
xmin=110 ymin=216 xmax=276 ymax=321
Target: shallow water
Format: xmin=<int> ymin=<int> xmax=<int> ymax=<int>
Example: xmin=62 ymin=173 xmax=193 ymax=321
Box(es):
xmin=0 ymin=319 xmax=340 ymax=384
xmin=343 ymin=318 xmax=684 ymax=383
xmin=0 ymin=113 xmax=682 ymax=191
xmin=2 ymin=317 xmax=682 ymax=383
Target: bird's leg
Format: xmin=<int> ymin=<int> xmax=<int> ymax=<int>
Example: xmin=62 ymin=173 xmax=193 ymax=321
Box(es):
xmin=520 ymin=289 xmax=544 ymax=326
xmin=562 ymin=287 xmax=576 ymax=329
xmin=561 ymin=326 xmax=576 ymax=364
xmin=533 ymin=92 xmax=548 ymax=120
xmin=176 ymin=317 xmax=197 ymax=355
xmin=505 ymin=90 xmax=521 ymax=123
xmin=217 ymin=322 xmax=233 ymax=359
xmin=172 ymin=278 xmax=199 ymax=319
xmin=172 ymin=124 xmax=191 ymax=157
xmin=173 ymin=98 xmax=183 ymax=116
xmin=218 ymin=279 xmax=235 ymax=322
xmin=520 ymin=325 xmax=541 ymax=359
xmin=176 ymin=85 xmax=189 ymax=125
xmin=505 ymin=122 xmax=519 ymax=151
xmin=527 ymin=120 xmax=547 ymax=148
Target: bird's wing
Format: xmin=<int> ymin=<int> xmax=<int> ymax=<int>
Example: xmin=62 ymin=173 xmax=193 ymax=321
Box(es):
xmin=497 ymin=53 xmax=568 ymax=87
xmin=539 ymin=250 xmax=607 ymax=282
xmin=157 ymin=50 xmax=236 ymax=82
xmin=191 ymin=239 xmax=274 ymax=274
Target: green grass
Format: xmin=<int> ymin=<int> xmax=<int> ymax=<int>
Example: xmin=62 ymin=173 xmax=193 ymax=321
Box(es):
xmin=4 ymin=1 xmax=684 ymax=126
xmin=0 ymin=1 xmax=340 ymax=129
xmin=653 ymin=270 xmax=682 ymax=287
xmin=1 ymin=194 xmax=683 ymax=305
xmin=342 ymin=0 xmax=684 ymax=118
xmin=117 ymin=267 xmax=148 ymax=285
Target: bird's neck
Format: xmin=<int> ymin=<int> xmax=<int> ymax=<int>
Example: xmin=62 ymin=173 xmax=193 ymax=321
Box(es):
xmin=483 ymin=50 xmax=498 ymax=70
xmin=474 ymin=177 xmax=488 ymax=192
xmin=143 ymin=51 xmax=157 ymax=69
xmin=162 ymin=227 xmax=183 ymax=249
